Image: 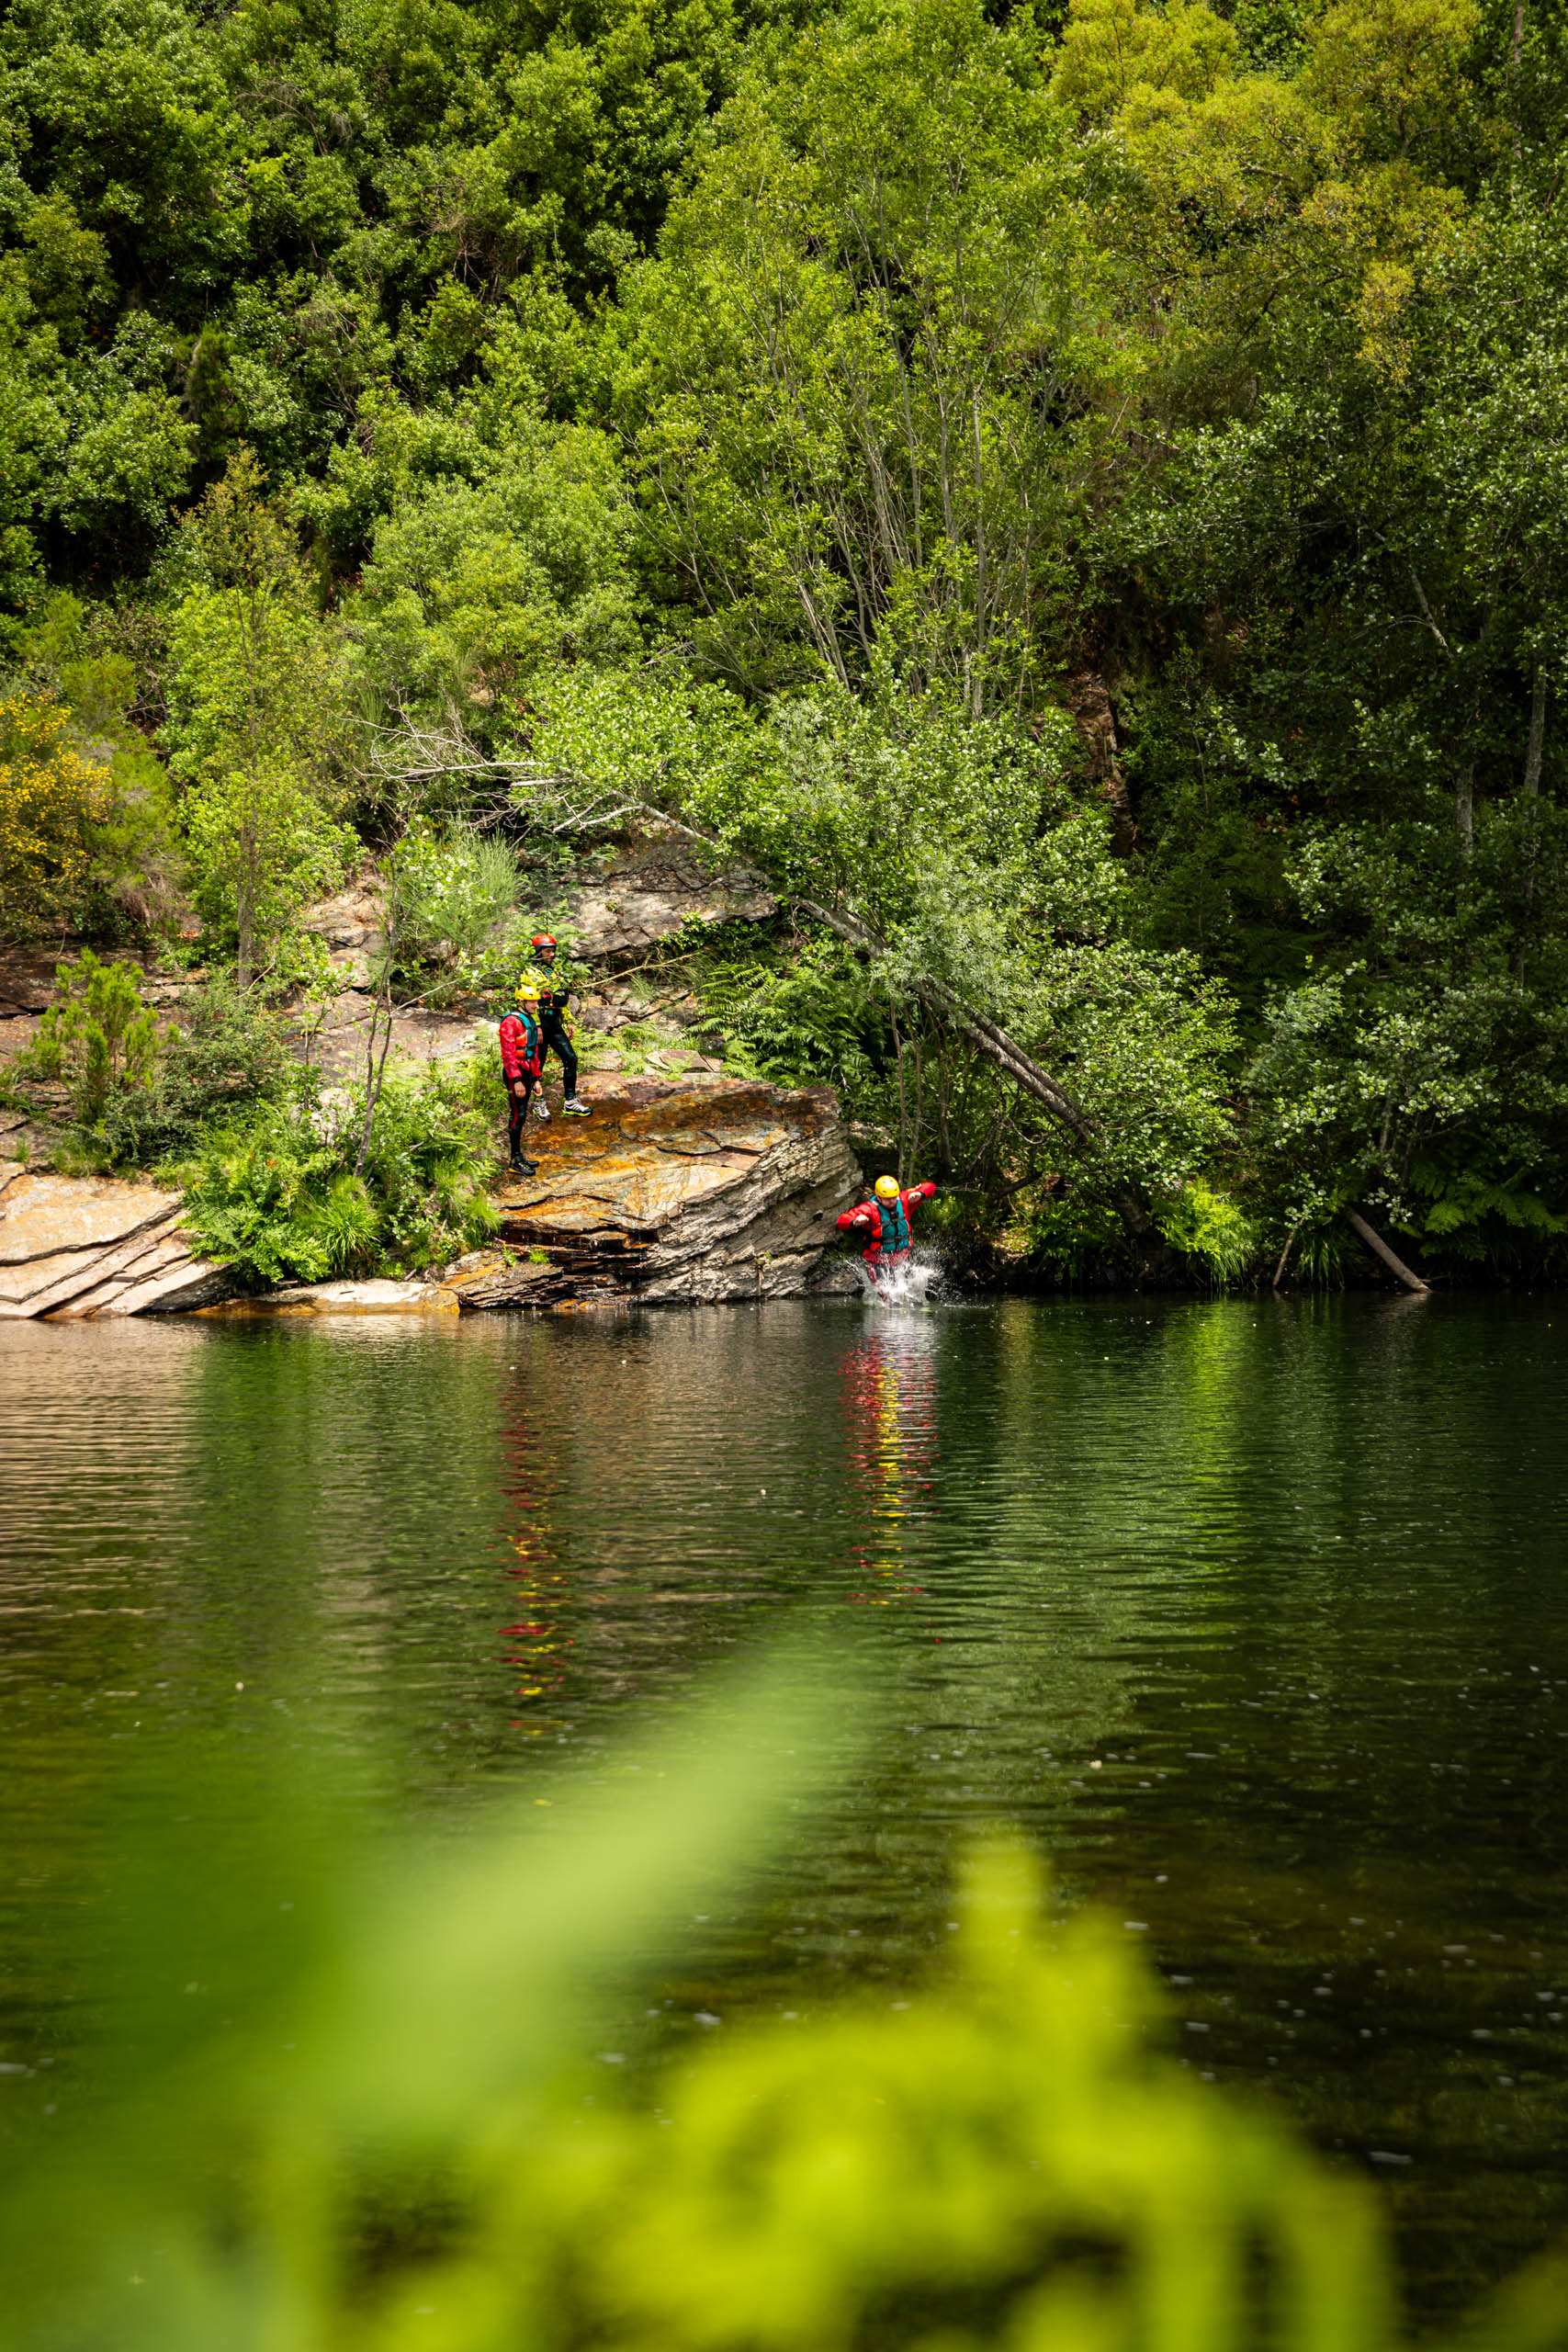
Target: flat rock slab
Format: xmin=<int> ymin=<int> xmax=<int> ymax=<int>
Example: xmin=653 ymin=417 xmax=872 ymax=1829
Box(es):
xmin=0 ymin=1172 xmax=180 ymax=1315
xmin=494 ymin=1074 xmax=834 ymax=1243
xmin=0 ymin=1171 xmax=181 ymax=1266
xmin=0 ymin=1170 xmax=239 ymax=1318
xmin=201 ymin=1279 xmax=459 ymax=1316
xmin=457 ymin=1071 xmax=858 ymax=1309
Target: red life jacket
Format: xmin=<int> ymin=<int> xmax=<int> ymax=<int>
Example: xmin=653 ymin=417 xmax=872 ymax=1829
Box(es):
xmin=500 ymin=1011 xmax=542 ymax=1081
xmin=837 ymin=1182 xmax=935 ymax=1259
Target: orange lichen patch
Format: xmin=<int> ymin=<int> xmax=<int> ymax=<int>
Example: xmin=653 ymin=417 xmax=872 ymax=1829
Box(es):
xmin=493 ymin=1077 xmax=838 ymax=1244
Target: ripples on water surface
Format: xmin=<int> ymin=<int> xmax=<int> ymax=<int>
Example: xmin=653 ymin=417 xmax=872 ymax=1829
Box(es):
xmin=3 ymin=1294 xmax=1567 ymax=2318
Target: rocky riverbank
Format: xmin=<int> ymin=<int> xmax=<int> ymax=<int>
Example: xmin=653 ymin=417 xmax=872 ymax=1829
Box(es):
xmin=0 ymin=1072 xmax=863 ymax=1319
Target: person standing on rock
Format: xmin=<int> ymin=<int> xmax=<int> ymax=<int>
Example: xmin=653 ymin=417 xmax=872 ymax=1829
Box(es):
xmin=520 ymin=934 xmax=590 ymax=1118
xmin=838 ymin=1174 xmax=938 ymax=1282
xmin=500 ymin=983 xmax=544 ymax=1174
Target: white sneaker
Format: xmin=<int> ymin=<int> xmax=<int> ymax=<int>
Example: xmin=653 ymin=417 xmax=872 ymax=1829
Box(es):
xmin=533 ymin=1102 xmax=551 ymax=1123
xmin=561 ymin=1096 xmax=591 ymax=1116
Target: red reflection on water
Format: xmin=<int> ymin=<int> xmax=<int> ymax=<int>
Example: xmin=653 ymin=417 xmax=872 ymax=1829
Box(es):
xmin=840 ymin=1325 xmax=937 ymax=1605
xmin=499 ymin=1392 xmax=571 ymax=1734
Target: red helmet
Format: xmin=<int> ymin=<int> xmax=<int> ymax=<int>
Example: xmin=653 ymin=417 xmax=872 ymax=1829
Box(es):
xmin=531 ymin=933 xmax=557 ymax=953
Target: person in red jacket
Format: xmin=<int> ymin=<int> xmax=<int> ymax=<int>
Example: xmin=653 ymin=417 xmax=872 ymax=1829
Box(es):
xmin=838 ymin=1174 xmax=937 ymax=1277
xmin=500 ymin=983 xmax=544 ymax=1173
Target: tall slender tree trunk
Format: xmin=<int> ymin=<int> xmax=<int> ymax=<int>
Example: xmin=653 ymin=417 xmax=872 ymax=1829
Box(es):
xmin=891 ymin=1004 xmax=908 ymax=1187
xmin=236 ymin=803 xmax=257 ymax=991
xmin=1454 ymin=756 xmax=1474 ymax=857
xmin=1519 ymin=665 xmax=1547 ymax=968
xmin=1524 ymin=665 xmax=1546 ymax=799
xmin=236 ymin=584 xmax=265 ymax=990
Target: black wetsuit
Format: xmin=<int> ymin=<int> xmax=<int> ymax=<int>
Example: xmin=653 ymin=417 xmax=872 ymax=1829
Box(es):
xmin=500 ymin=1009 xmax=541 ymax=1167
xmin=525 ymin=964 xmax=578 ymax=1099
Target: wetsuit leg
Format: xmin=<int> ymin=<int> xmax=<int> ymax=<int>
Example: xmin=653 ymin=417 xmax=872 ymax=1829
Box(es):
xmin=508 ymin=1084 xmax=536 ymax=1164
xmin=544 ymin=1021 xmax=578 ymax=1099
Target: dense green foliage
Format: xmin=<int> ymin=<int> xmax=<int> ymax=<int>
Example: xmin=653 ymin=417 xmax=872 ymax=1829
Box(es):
xmin=11 ymin=954 xmax=499 ymax=1280
xmin=4 ymin=0 xmax=1567 ymax=1279
xmin=171 ymin=1056 xmax=500 ymax=1283
xmin=4 ymin=1682 xmax=1568 ymax=2350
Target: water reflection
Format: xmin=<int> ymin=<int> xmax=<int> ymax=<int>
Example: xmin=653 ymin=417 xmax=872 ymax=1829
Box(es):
xmin=840 ymin=1316 xmax=938 ymax=1606
xmin=500 ymin=1384 xmax=570 ymax=1736
xmin=2 ymin=1298 xmax=1567 ymax=2324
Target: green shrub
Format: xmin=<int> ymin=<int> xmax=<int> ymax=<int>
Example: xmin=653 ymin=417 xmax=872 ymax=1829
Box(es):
xmin=390 ymin=817 xmax=524 ymax=991
xmin=172 ymin=1056 xmax=499 ymax=1284
xmin=22 ymin=948 xmax=158 ymax=1126
xmin=0 ymin=695 xmax=111 ymax=941
xmin=1021 ymin=1186 xmax=1131 ymax=1282
xmin=694 ymin=933 xmax=884 ymax=1096
xmin=8 ymin=592 xmax=186 ymax=943
xmin=175 ymin=1110 xmax=379 ymax=1284
xmin=355 ymin=1057 xmax=501 ymax=1267
xmin=94 ymin=969 xmax=292 ymax=1163
xmin=1157 ymin=1179 xmax=1260 ymax=1284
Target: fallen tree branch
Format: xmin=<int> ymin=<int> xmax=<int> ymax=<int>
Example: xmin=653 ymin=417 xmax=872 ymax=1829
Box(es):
xmin=1271 ymin=1220 xmax=1299 ymax=1290
xmin=1347 ymin=1208 xmax=1429 ymax=1295
xmin=520 ymin=786 xmax=1171 ymax=1260
xmin=793 ymin=894 xmax=1161 ymax=1249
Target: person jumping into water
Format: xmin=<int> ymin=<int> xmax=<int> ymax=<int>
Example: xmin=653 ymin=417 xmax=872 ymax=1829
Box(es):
xmin=500 ymin=982 xmax=544 ymax=1173
xmin=838 ymin=1174 xmax=937 ymax=1283
xmin=519 ymin=933 xmax=590 ymax=1117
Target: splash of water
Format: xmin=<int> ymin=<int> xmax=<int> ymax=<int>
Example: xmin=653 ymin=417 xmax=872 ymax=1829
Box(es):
xmin=851 ymin=1249 xmax=942 ymax=1309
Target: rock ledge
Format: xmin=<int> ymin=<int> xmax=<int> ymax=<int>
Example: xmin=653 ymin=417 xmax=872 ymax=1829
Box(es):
xmin=448 ymin=1072 xmax=860 ymax=1308
xmin=0 ymin=1169 xmax=236 ymax=1320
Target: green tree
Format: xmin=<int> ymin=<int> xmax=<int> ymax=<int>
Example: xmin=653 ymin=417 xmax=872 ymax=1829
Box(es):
xmin=26 ymin=946 xmax=159 ymax=1125
xmin=619 ymin=0 xmax=1109 ymax=708
xmin=528 ymin=664 xmax=1237 ymax=1253
xmin=164 ymin=452 xmax=354 ymax=984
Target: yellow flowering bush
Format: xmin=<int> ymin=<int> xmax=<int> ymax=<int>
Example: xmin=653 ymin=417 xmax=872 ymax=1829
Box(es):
xmin=0 ymin=692 xmax=111 ymax=940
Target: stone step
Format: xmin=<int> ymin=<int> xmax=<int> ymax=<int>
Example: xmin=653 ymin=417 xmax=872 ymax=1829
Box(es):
xmin=198 ymin=1279 xmax=459 ymax=1316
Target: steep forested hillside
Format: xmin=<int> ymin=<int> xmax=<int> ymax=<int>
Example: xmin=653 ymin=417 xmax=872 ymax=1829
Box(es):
xmin=4 ymin=0 xmax=1567 ymax=1283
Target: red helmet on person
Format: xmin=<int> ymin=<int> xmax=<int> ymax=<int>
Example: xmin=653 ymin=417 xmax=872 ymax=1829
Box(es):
xmin=531 ymin=934 xmax=557 ymax=953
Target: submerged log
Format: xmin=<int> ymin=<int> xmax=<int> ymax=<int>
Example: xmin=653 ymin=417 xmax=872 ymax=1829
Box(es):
xmin=1347 ymin=1209 xmax=1430 ymax=1295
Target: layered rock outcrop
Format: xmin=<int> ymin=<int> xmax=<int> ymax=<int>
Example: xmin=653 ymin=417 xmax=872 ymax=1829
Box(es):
xmin=0 ymin=1169 xmax=236 ymax=1319
xmin=566 ymin=839 xmax=774 ymax=965
xmin=446 ymin=1071 xmax=861 ymax=1309
xmin=0 ymin=1077 xmax=863 ymax=1317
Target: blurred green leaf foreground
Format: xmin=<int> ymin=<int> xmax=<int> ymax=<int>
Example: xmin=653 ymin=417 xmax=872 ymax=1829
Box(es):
xmin=3 ymin=1666 xmax=1565 ymax=2352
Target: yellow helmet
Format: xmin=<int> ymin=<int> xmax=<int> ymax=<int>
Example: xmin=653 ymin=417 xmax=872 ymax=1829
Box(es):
xmin=514 ymin=980 xmax=540 ymax=1004
xmin=874 ymin=1175 xmax=901 ymax=1201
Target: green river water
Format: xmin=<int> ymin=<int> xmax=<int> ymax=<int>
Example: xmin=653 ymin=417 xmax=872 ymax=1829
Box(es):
xmin=2 ymin=1293 xmax=1567 ymax=2322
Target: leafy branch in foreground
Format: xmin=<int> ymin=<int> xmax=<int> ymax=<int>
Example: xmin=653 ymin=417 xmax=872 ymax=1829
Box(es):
xmin=0 ymin=1677 xmax=1564 ymax=2352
